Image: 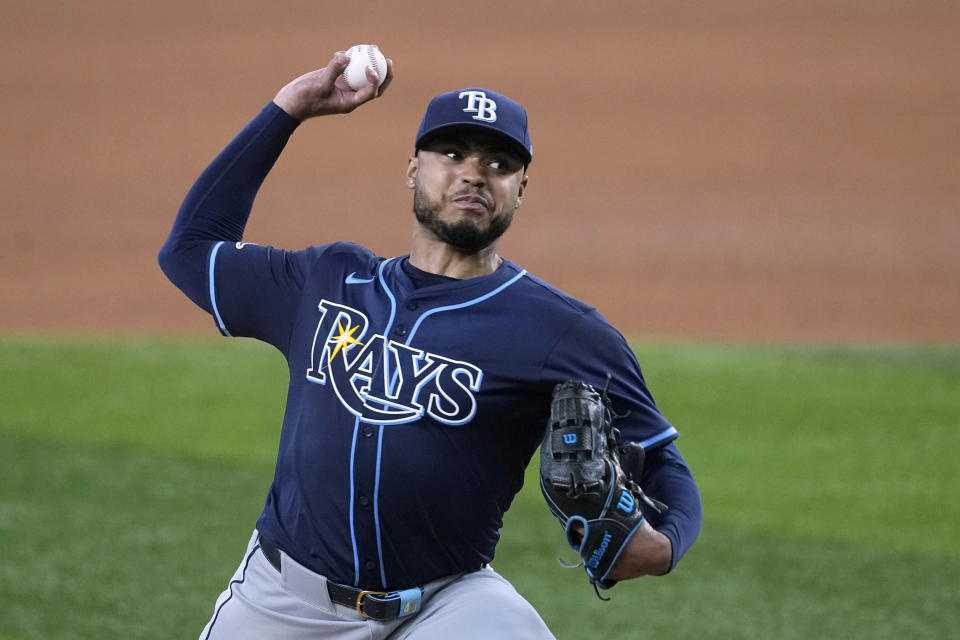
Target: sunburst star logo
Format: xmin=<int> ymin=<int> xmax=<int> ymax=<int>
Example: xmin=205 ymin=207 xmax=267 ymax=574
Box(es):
xmin=328 ymin=321 xmax=363 ymax=362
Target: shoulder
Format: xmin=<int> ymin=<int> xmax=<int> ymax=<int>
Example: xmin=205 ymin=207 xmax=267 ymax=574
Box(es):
xmin=296 ymin=241 xmax=381 ymax=273
xmin=510 ymin=265 xmax=596 ymax=318
xmin=226 ymin=240 xmax=375 ymax=262
xmin=512 ymin=266 xmax=625 ymax=337
xmin=220 ymin=241 xmax=383 ymax=288
xmin=303 ymin=240 xmax=377 ymax=261
xmin=508 ymin=263 xmax=634 ymax=352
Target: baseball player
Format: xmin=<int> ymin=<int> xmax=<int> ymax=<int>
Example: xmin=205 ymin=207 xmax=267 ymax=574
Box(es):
xmin=159 ymin=49 xmax=702 ymax=639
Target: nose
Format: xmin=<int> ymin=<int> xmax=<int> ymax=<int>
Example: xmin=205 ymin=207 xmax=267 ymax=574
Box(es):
xmin=457 ymin=155 xmax=487 ymax=185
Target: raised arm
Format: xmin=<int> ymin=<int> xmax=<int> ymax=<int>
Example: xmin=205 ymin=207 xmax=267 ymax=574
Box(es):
xmin=158 ymin=50 xmax=393 ymax=310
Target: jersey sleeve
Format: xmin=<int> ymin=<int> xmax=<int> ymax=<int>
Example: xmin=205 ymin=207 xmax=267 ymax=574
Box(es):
xmin=639 ymin=441 xmax=702 ymax=571
xmin=209 ymin=240 xmax=380 ymax=350
xmin=541 ymin=309 xmax=678 ymax=449
xmin=207 ymin=241 xmax=317 ymax=348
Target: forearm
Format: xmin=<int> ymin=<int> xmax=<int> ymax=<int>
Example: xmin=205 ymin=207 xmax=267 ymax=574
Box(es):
xmin=609 ymin=442 xmax=703 ymax=580
xmin=157 ymin=103 xmax=299 ymax=306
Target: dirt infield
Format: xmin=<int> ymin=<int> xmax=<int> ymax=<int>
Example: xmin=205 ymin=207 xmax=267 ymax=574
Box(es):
xmin=2 ymin=2 xmax=957 ymax=341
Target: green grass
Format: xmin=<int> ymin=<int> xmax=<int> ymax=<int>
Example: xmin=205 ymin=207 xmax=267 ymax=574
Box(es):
xmin=1 ymin=337 xmax=958 ymax=639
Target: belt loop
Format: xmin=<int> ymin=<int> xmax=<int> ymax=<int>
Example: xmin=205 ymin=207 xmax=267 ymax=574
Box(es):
xmin=396 ymin=587 xmax=424 ymax=617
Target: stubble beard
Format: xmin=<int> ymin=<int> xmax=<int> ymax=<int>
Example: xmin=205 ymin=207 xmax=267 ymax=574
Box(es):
xmin=413 ymin=186 xmax=514 ymax=254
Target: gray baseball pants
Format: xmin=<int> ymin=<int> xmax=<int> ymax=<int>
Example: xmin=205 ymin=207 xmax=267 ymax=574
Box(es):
xmin=199 ymin=530 xmax=556 ymax=639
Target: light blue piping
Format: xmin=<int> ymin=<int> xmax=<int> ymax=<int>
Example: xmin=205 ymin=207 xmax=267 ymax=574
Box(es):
xmin=368 ymin=258 xmax=398 ymax=587
xmin=405 ymin=269 xmax=528 ymax=344
xmin=374 ymin=428 xmax=387 ymax=588
xmin=208 ymin=241 xmax=231 ymax=336
xmin=348 ymin=419 xmax=360 ymax=584
xmin=377 ymin=258 xmax=399 ymax=385
xmin=638 ymin=426 xmax=679 ymax=449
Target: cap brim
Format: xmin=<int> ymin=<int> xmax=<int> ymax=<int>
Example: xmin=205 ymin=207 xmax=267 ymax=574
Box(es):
xmin=416 ymin=123 xmax=532 ymax=165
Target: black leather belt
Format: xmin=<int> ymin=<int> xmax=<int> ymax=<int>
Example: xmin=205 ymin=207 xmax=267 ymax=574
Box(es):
xmin=258 ymin=536 xmax=423 ymax=621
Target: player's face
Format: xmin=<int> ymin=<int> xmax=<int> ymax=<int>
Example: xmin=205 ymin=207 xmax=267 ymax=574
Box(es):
xmin=408 ymin=131 xmax=528 ymax=253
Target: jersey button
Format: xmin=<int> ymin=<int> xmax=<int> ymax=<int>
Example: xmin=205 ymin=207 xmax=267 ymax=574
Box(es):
xmin=365 ymin=560 xmax=377 ymax=571
xmin=358 ymin=496 xmax=370 ymax=507
xmin=406 ymin=300 xmax=418 ymax=310
xmin=395 ymin=326 xmax=407 ymax=336
xmin=362 ymin=426 xmax=374 ymax=438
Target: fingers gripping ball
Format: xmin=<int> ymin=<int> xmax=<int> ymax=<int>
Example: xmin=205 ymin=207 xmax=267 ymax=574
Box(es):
xmin=539 ymin=380 xmax=667 ymax=596
xmin=342 ymin=44 xmax=388 ymax=90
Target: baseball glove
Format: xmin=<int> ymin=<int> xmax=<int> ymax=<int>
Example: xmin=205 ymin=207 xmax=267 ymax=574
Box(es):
xmin=539 ymin=379 xmax=667 ymax=597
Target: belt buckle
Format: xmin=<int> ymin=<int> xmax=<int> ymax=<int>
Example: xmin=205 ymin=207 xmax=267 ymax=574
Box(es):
xmin=355 ymin=590 xmax=388 ymax=618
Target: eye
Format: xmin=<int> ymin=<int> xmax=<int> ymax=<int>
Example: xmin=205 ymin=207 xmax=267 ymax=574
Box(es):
xmin=488 ymin=155 xmax=520 ymax=173
xmin=441 ymin=148 xmax=463 ymax=161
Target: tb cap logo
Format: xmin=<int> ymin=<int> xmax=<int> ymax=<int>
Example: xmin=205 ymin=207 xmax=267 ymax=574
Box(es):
xmin=415 ymin=87 xmax=532 ymax=164
xmin=459 ymin=90 xmax=497 ymax=122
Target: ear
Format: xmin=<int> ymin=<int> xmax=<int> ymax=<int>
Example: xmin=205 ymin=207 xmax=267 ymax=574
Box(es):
xmin=516 ymin=174 xmax=529 ymax=206
xmin=406 ymin=155 xmax=418 ymax=187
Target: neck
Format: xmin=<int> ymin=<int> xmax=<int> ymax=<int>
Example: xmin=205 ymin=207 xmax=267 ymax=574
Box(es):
xmin=409 ymin=225 xmax=502 ymax=279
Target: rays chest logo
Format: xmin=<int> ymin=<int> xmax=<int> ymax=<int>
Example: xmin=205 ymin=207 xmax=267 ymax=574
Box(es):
xmin=305 ymin=300 xmax=482 ymax=426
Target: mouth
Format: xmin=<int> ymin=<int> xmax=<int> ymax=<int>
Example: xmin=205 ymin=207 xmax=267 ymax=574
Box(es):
xmin=451 ymin=193 xmax=491 ymax=212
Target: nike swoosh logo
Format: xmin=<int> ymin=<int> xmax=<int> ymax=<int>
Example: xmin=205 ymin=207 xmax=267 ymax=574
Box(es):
xmin=345 ymin=272 xmax=376 ymax=285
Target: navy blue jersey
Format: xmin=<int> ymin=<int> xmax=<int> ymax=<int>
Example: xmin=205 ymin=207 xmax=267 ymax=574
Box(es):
xmin=208 ymin=239 xmax=676 ymax=589
xmin=160 ymin=102 xmax=700 ymax=592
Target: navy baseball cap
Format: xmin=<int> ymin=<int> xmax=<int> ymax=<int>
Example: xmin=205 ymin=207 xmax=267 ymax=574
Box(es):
xmin=415 ymin=88 xmax=533 ymax=165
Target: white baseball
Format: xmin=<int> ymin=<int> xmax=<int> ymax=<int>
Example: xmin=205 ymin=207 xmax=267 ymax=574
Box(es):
xmin=342 ymin=44 xmax=388 ymax=90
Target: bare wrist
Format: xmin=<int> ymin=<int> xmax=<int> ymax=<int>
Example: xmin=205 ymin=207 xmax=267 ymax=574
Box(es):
xmin=607 ymin=522 xmax=673 ymax=581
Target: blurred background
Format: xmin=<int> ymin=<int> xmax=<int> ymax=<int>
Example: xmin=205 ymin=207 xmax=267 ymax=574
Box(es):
xmin=2 ymin=0 xmax=957 ymax=340
xmin=1 ymin=2 xmax=958 ymax=639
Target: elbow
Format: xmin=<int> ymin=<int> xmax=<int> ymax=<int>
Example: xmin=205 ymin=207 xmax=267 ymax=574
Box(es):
xmin=660 ymin=487 xmax=703 ymax=572
xmin=157 ymin=235 xmax=213 ymax=312
xmin=157 ymin=234 xmax=207 ymax=292
xmin=157 ymin=238 xmax=180 ymax=281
